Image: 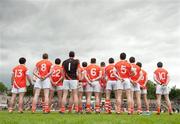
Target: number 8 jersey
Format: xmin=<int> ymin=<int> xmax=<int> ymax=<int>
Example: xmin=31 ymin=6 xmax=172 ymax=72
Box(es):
xmin=36 ymin=59 xmax=52 ymax=78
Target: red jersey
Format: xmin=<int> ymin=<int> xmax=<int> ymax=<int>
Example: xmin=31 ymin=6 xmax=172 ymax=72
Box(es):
xmin=51 ymin=65 xmax=64 ymax=86
xmin=12 ymin=65 xmax=28 ymax=88
xmin=86 ymin=64 xmax=101 ymax=81
xmin=79 ymin=67 xmax=87 ymax=87
xmin=105 ymin=64 xmax=117 ymax=81
xmin=115 ymin=60 xmax=132 ymax=79
xmin=154 ymin=68 xmax=169 ymax=85
xmin=138 ymin=69 xmax=148 ymax=89
xmin=99 ymin=67 xmax=107 ymax=88
xmin=36 ymin=59 xmax=52 ymax=78
xmin=130 ymin=63 xmax=141 ymax=82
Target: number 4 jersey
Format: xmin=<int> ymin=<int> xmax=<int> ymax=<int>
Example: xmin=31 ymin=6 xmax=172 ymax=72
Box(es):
xmin=36 ymin=59 xmax=52 ymax=78
xmin=12 ymin=64 xmax=29 ymax=88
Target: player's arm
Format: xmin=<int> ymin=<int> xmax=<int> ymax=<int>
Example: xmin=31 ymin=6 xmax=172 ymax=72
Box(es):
xmin=143 ymin=74 xmax=148 ymax=87
xmin=26 ymin=70 xmax=32 ymax=86
xmin=153 ymin=73 xmax=161 ymax=85
xmin=43 ymin=66 xmax=53 ymax=80
xmin=92 ymin=70 xmax=102 ymax=82
xmin=135 ymin=70 xmax=143 ymax=84
xmin=33 ymin=67 xmax=41 ymax=79
xmin=11 ymin=73 xmax=14 ymax=86
xmin=113 ymin=67 xmax=123 ymax=81
xmin=84 ymin=71 xmax=92 ymax=86
xmin=164 ymin=73 xmax=170 ymax=86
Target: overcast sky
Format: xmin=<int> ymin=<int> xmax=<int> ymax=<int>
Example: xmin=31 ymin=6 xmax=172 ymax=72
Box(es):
xmin=0 ymin=0 xmax=180 ymax=88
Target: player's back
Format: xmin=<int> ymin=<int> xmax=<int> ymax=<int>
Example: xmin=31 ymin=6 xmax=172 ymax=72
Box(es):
xmin=105 ymin=64 xmax=117 ymax=81
xmin=154 ymin=68 xmax=168 ymax=84
xmin=99 ymin=66 xmax=106 ymax=87
xmin=36 ymin=59 xmax=52 ymax=78
xmin=130 ymin=63 xmax=141 ymax=81
xmin=51 ymin=65 xmax=63 ymax=82
xmin=138 ymin=69 xmax=147 ymax=88
xmin=115 ymin=60 xmax=131 ymax=79
xmin=86 ymin=64 xmax=101 ymax=80
xmin=13 ymin=64 xmax=28 ymax=88
xmin=62 ymin=58 xmax=79 ymax=80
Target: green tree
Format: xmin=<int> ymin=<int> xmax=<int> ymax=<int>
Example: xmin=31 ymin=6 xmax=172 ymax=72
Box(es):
xmin=0 ymin=82 xmax=8 ymax=93
xmin=169 ymin=86 xmax=180 ymax=100
xmin=146 ymin=80 xmax=156 ymax=99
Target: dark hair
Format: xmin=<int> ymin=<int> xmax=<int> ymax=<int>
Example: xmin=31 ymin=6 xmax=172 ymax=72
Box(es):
xmin=120 ymin=52 xmax=126 ymax=60
xmin=82 ymin=62 xmax=87 ymax=67
xmin=100 ymin=62 xmax=106 ymax=67
xmin=136 ymin=62 xmax=142 ymax=68
xmin=42 ymin=53 xmax=48 ymax=59
xmin=91 ymin=58 xmax=96 ymax=64
xmin=69 ymin=51 xmax=75 ymax=57
xmin=19 ymin=57 xmax=26 ymax=64
xmin=109 ymin=58 xmax=114 ymax=64
xmin=157 ymin=62 xmax=163 ymax=68
xmin=129 ymin=57 xmax=135 ymax=63
xmin=55 ymin=58 xmax=61 ymax=65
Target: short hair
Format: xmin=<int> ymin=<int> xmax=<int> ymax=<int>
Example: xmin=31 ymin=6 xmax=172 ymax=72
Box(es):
xmin=91 ymin=58 xmax=96 ymax=64
xmin=19 ymin=57 xmax=26 ymax=64
xmin=55 ymin=58 xmax=61 ymax=65
xmin=109 ymin=58 xmax=114 ymax=64
xmin=120 ymin=52 xmax=126 ymax=60
xmin=69 ymin=51 xmax=75 ymax=57
xmin=42 ymin=53 xmax=48 ymax=59
xmin=100 ymin=62 xmax=106 ymax=67
xmin=82 ymin=62 xmax=87 ymax=67
xmin=129 ymin=57 xmax=135 ymax=63
xmin=136 ymin=62 xmax=142 ymax=68
xmin=157 ymin=62 xmax=163 ymax=68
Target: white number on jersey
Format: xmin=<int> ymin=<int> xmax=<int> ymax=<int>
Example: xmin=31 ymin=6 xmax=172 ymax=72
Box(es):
xmin=110 ymin=69 xmax=115 ymax=78
xmin=15 ymin=69 xmax=23 ymax=77
xmin=121 ymin=65 xmax=126 ymax=74
xmin=158 ymin=72 xmax=166 ymax=80
xmin=41 ymin=64 xmax=47 ymax=72
xmin=91 ymin=68 xmax=97 ymax=76
xmin=68 ymin=63 xmax=71 ymax=71
xmin=52 ymin=69 xmax=61 ymax=77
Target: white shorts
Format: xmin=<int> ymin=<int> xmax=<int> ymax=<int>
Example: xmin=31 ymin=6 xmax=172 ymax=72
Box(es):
xmin=11 ymin=87 xmax=26 ymax=94
xmin=106 ymin=80 xmax=118 ymax=91
xmin=86 ymin=81 xmax=101 ymax=93
xmin=34 ymin=78 xmax=51 ymax=89
xmin=156 ymin=84 xmax=170 ymax=95
xmin=131 ymin=83 xmax=141 ymax=92
xmin=63 ymin=80 xmax=78 ymax=90
xmin=116 ymin=78 xmax=131 ymax=90
xmin=51 ymin=85 xmax=63 ymax=91
xmin=141 ymin=88 xmax=147 ymax=94
xmin=79 ymin=86 xmax=86 ymax=92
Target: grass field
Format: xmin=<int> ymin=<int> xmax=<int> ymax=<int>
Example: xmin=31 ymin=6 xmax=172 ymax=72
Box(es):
xmin=0 ymin=111 xmax=180 ymax=124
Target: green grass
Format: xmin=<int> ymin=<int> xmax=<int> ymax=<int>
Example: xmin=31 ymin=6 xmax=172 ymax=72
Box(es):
xmin=0 ymin=111 xmax=179 ymax=124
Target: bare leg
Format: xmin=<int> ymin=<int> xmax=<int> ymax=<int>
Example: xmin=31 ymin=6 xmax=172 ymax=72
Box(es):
xmin=61 ymin=90 xmax=68 ymax=113
xmin=143 ymin=94 xmax=149 ymax=112
xmin=32 ymin=88 xmax=41 ymax=112
xmin=126 ymin=89 xmax=132 ymax=114
xmin=115 ymin=89 xmax=122 ymax=113
xmin=86 ymin=92 xmax=92 ymax=113
xmin=156 ymin=94 xmax=161 ymax=114
xmin=18 ymin=92 xmax=25 ymax=112
xmin=57 ymin=90 xmax=63 ymax=111
xmin=135 ymin=91 xmax=142 ymax=114
xmin=9 ymin=93 xmax=17 ymax=112
xmin=94 ymin=92 xmax=100 ymax=113
xmin=164 ymin=94 xmax=172 ymax=114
